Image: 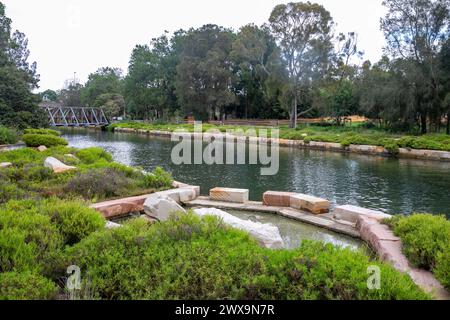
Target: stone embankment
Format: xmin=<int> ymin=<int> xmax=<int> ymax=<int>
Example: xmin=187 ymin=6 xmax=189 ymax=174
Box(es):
xmin=91 ymin=184 xmax=450 ymax=300
xmin=114 ymin=127 xmax=450 ymax=162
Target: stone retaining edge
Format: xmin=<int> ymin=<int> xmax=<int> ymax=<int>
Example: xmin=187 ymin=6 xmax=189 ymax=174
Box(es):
xmin=113 ymin=127 xmax=450 ymax=162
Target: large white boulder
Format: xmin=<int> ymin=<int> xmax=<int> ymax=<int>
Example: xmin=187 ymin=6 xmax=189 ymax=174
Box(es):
xmin=193 ymin=208 xmax=284 ymax=249
xmin=0 ymin=162 xmax=12 ymax=168
xmin=44 ymin=157 xmax=76 ymax=174
xmin=143 ymin=193 xmax=186 ymax=222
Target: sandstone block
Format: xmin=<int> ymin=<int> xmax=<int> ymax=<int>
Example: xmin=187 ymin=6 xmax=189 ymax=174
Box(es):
xmin=290 ymin=194 xmax=330 ymax=214
xmin=37 ymin=145 xmax=48 ymax=152
xmin=334 ymin=205 xmax=392 ymax=224
xmin=263 ymin=191 xmax=296 ymax=207
xmin=210 ymin=187 xmax=249 ymax=203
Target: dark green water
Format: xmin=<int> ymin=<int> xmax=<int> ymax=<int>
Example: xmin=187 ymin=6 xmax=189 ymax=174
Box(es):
xmin=62 ymin=129 xmax=450 ymax=217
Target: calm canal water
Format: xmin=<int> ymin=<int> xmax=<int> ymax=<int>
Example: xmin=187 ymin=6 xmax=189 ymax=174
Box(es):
xmin=62 ymin=128 xmax=450 ymax=218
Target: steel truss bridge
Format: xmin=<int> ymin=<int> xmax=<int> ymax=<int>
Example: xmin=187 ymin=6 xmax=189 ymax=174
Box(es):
xmin=42 ymin=106 xmax=109 ymax=127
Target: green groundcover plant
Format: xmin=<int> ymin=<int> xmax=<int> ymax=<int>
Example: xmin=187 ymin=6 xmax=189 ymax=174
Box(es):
xmin=109 ymin=122 xmax=450 ymax=154
xmin=0 ymin=205 xmax=431 ymax=300
xmin=22 ymin=134 xmax=68 ymax=148
xmin=385 ymin=214 xmax=450 ymax=290
xmin=0 ymin=146 xmax=173 ymax=204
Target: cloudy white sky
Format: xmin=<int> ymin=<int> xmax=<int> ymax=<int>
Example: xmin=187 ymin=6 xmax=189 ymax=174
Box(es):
xmin=3 ymin=0 xmax=387 ymax=91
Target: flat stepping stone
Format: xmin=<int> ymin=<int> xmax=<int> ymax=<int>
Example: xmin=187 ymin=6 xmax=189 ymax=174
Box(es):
xmin=210 ymin=187 xmax=249 ymax=204
xmin=334 ymin=205 xmax=392 ymax=224
xmin=263 ymin=191 xmax=296 ymax=207
xmin=290 ymin=194 xmax=330 ymax=214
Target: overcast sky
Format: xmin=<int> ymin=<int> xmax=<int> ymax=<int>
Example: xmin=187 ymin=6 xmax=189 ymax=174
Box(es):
xmin=3 ymin=0 xmax=387 ymax=91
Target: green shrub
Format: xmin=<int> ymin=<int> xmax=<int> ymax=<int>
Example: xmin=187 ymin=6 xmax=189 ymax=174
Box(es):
xmin=0 ymin=228 xmax=39 ymax=273
xmin=435 ymin=247 xmax=450 ymax=289
xmin=40 ymin=199 xmax=105 ymax=245
xmin=66 ymin=213 xmax=428 ymax=300
xmin=24 ymin=129 xmax=61 ymax=136
xmin=387 ymin=214 xmax=450 ymax=290
xmin=141 ymin=167 xmax=173 ymax=190
xmin=64 ymin=168 xmax=135 ymax=200
xmin=0 ymin=271 xmax=58 ymax=300
xmin=75 ymin=147 xmax=113 ymax=164
xmin=22 ymin=134 xmax=68 ymax=148
xmin=0 ymin=126 xmax=18 ymax=145
xmin=0 ymin=208 xmax=63 ymax=275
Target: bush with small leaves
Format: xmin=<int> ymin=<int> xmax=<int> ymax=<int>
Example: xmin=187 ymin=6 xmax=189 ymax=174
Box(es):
xmin=22 ymin=134 xmax=68 ymax=148
xmin=66 ymin=213 xmax=429 ymax=300
xmin=0 ymin=126 xmax=18 ymax=145
xmin=24 ymin=129 xmax=61 ymax=136
xmin=0 ymin=271 xmax=58 ymax=300
xmin=141 ymin=167 xmax=173 ymax=190
xmin=387 ymin=214 xmax=450 ymax=290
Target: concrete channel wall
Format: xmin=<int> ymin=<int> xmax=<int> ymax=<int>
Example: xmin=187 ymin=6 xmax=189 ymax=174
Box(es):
xmin=113 ymin=127 xmax=450 ymax=162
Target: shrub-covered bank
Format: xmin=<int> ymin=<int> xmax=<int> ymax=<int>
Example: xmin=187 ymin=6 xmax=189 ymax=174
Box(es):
xmin=0 ymin=206 xmax=430 ymax=300
xmin=109 ymin=122 xmax=450 ymax=154
xmin=385 ymin=214 xmax=450 ymax=290
xmin=0 ymin=146 xmax=173 ymax=204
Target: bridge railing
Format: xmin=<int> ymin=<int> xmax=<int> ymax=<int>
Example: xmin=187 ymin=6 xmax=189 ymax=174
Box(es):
xmin=42 ymin=106 xmax=109 ymax=127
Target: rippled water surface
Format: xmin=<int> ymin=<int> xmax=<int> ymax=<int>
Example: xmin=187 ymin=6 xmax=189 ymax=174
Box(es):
xmin=62 ymin=129 xmax=450 ymax=217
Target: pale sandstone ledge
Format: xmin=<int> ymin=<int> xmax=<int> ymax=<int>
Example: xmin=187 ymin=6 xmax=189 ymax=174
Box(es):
xmin=113 ymin=127 xmax=450 ymax=162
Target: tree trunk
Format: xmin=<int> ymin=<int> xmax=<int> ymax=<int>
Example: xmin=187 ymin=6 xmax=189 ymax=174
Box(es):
xmin=421 ymin=113 xmax=427 ymax=134
xmin=290 ymin=96 xmax=298 ymax=129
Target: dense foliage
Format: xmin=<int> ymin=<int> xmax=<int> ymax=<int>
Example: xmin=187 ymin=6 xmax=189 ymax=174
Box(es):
xmin=386 ymin=214 xmax=450 ymax=290
xmin=48 ymin=0 xmax=448 ymax=134
xmin=22 ymin=134 xmax=68 ymax=148
xmin=65 ymin=213 xmax=429 ymax=300
xmin=0 ymin=126 xmax=17 ymax=145
xmin=0 ymin=146 xmax=173 ymax=204
xmin=0 ymin=3 xmax=46 ymax=130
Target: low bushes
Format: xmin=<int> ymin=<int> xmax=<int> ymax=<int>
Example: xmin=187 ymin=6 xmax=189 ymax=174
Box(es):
xmin=64 ymin=168 xmax=136 ymax=201
xmin=141 ymin=167 xmax=174 ymax=190
xmin=0 ymin=199 xmax=105 ymax=277
xmin=110 ymin=122 xmax=450 ymax=153
xmin=23 ymin=129 xmax=60 ymax=136
xmin=386 ymin=214 xmax=450 ymax=290
xmin=65 ymin=213 xmax=429 ymax=300
xmin=0 ymin=126 xmax=18 ymax=145
xmin=22 ymin=134 xmax=68 ymax=148
xmin=0 ymin=146 xmax=173 ymax=204
xmin=0 ymin=271 xmax=58 ymax=300
xmin=75 ymin=147 xmax=113 ymax=164
xmin=0 ymin=198 xmax=105 ymax=300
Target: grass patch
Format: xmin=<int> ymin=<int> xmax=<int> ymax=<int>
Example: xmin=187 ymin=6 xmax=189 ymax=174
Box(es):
xmin=109 ymin=122 xmax=450 ymax=153
xmin=385 ymin=214 xmax=450 ymax=290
